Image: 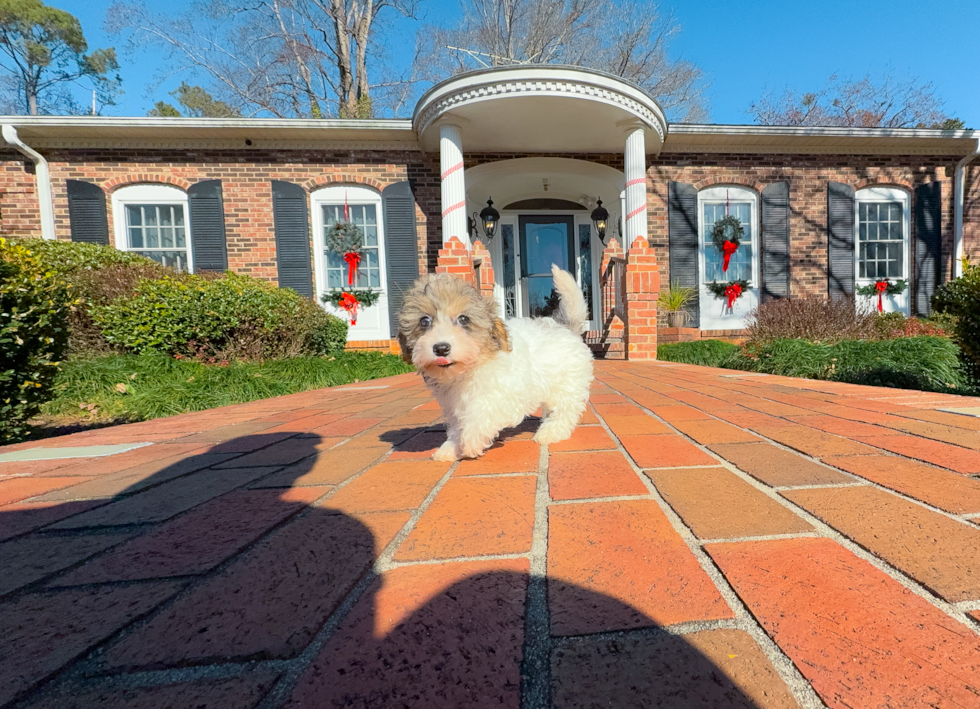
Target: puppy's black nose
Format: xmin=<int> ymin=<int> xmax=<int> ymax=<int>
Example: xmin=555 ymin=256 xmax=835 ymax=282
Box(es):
xmin=433 ymin=342 xmax=451 ymax=357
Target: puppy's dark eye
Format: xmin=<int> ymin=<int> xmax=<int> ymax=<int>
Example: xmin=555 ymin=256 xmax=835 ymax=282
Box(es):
xmin=419 ymin=316 xmax=432 ymax=329
xmin=456 ymin=314 xmax=470 ymax=327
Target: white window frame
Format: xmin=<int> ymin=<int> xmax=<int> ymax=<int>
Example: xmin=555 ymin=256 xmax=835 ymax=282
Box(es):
xmin=310 ymin=184 xmax=390 ymax=341
xmin=696 ymin=186 xmax=760 ymax=330
xmin=854 ymin=186 xmax=911 ymax=315
xmin=111 ymin=184 xmax=193 ymax=272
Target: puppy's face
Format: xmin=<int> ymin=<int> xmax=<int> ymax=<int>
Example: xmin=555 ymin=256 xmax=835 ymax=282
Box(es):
xmin=398 ymin=274 xmax=509 ymax=383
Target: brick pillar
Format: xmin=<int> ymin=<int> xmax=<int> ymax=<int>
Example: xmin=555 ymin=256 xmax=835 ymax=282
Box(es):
xmin=436 ymin=235 xmax=476 ymax=286
xmin=470 ymin=239 xmax=495 ymax=299
xmin=624 ymin=235 xmax=660 ymax=360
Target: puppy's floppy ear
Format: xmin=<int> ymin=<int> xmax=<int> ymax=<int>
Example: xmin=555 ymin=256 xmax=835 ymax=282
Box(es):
xmin=491 ymin=315 xmax=511 ymax=352
xmin=397 ymin=332 xmax=414 ymax=364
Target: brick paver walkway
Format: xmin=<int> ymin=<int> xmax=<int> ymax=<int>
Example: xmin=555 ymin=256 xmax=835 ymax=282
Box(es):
xmin=2 ymin=361 xmax=980 ymax=708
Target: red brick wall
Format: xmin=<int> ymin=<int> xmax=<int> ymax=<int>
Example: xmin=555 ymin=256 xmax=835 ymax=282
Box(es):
xmin=0 ymin=148 xmax=444 ymax=285
xmin=645 ymin=153 xmax=962 ymax=298
xmin=3 ymin=147 xmax=976 ymax=296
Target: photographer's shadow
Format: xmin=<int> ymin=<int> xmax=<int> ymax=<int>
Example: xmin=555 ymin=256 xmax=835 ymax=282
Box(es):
xmin=0 ymin=432 xmax=786 ymax=708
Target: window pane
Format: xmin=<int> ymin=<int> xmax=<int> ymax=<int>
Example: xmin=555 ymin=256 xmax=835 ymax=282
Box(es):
xmin=144 ymin=207 xmax=158 ymax=227
xmin=145 ymin=227 xmax=159 ymax=249
xmin=174 ymin=227 xmax=186 ymax=248
xmin=502 ymin=223 xmax=516 ymax=318
xmin=702 ymin=201 xmax=752 ymax=283
xmin=160 ymin=206 xmax=173 ymax=228
xmin=857 ymin=199 xmax=903 ymax=280
xmin=126 ymin=205 xmax=142 ymax=227
xmin=174 ymin=207 xmax=185 ymax=227
xmin=129 ymin=227 xmax=144 ymax=249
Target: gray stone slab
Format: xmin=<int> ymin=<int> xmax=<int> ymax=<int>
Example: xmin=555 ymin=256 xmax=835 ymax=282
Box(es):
xmin=0 ymin=443 xmax=152 ymax=463
xmin=937 ymin=407 xmax=980 ymax=418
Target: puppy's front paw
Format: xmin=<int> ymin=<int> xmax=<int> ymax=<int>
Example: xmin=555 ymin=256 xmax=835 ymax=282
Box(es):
xmin=534 ymin=421 xmax=575 ymax=445
xmin=432 ymin=440 xmax=459 ymax=461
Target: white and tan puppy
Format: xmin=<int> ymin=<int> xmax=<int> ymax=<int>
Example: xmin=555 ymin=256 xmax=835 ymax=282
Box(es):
xmin=398 ymin=265 xmax=594 ymax=460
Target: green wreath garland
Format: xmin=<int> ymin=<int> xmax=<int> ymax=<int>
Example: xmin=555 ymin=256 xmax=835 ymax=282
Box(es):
xmin=855 ymin=279 xmax=907 ymax=296
xmin=705 ymin=280 xmax=749 ymax=298
xmin=711 ymin=215 xmax=744 ymax=250
xmin=322 ymin=289 xmax=382 ymax=308
xmin=325 ymin=221 xmax=363 ymax=255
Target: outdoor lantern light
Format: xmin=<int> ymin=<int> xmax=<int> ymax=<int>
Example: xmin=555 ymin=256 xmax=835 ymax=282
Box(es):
xmin=591 ymin=198 xmax=609 ymax=240
xmin=471 ymin=197 xmax=499 ymax=241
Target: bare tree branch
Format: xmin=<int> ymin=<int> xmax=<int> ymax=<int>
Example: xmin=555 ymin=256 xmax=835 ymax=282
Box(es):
xmin=747 ymin=73 xmax=955 ymax=129
xmin=414 ymin=0 xmax=708 ymax=122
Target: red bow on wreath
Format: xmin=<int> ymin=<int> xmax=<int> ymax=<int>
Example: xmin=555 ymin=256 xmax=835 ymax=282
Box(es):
xmin=339 ymin=292 xmax=359 ymax=325
xmin=343 ymin=252 xmax=361 ymax=286
xmin=722 ymin=240 xmax=739 ymax=272
xmin=874 ymin=280 xmax=889 ymax=313
xmin=724 ymin=282 xmax=742 ymax=310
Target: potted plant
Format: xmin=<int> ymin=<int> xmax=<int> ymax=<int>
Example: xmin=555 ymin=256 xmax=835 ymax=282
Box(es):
xmin=660 ymin=280 xmax=696 ymax=327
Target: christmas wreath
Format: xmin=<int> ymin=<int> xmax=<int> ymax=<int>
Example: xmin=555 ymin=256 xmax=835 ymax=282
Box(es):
xmin=711 ymin=215 xmax=745 ymax=273
xmin=706 ymin=279 xmax=749 ymax=309
xmin=325 ymin=221 xmax=364 ymax=286
xmin=322 ymin=289 xmax=382 ymax=326
xmin=856 ymin=278 xmax=908 ymax=312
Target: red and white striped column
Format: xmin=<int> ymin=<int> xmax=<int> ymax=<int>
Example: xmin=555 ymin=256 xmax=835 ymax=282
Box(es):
xmin=624 ymin=125 xmax=647 ymax=247
xmin=440 ymin=123 xmax=468 ymax=248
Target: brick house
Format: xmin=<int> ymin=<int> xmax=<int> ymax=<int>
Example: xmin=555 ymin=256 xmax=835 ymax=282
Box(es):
xmin=2 ymin=66 xmax=979 ymax=358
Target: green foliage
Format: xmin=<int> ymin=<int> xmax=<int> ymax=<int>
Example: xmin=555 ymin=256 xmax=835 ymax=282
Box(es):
xmin=38 ymin=351 xmax=413 ymax=431
xmin=657 ymin=339 xmax=740 ymax=367
xmin=933 ymin=261 xmax=980 ymax=382
xmin=147 ymin=82 xmax=240 ymax=118
xmin=11 ymin=238 xmax=154 ymax=275
xmin=93 ymin=272 xmax=348 ymax=360
xmin=0 ymin=0 xmax=121 ymax=114
xmin=0 ymin=237 xmax=74 ymax=442
xmin=733 ymin=337 xmax=966 ymax=393
xmin=11 ymin=239 xmax=166 ymax=353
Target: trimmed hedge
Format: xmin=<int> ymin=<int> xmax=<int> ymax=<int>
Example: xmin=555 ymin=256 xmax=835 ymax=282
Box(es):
xmin=93 ymin=272 xmax=348 ymax=360
xmin=0 ymin=239 xmax=74 ymax=442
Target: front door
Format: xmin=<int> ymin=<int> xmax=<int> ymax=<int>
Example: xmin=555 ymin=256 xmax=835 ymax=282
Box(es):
xmin=519 ymin=215 xmax=575 ymax=317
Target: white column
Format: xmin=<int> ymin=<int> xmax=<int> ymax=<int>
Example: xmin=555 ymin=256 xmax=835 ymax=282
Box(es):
xmin=624 ymin=126 xmax=647 ymax=247
xmin=440 ymin=123 xmax=469 ymax=248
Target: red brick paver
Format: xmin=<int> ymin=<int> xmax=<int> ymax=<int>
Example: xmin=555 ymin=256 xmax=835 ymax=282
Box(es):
xmin=3 ymin=363 xmax=980 ymax=707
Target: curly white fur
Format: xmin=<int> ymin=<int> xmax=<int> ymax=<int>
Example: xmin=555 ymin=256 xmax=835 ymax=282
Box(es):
xmin=398 ymin=265 xmax=594 ymax=460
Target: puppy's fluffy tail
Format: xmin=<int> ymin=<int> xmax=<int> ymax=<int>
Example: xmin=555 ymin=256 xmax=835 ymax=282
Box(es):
xmin=550 ymin=264 xmax=589 ymax=335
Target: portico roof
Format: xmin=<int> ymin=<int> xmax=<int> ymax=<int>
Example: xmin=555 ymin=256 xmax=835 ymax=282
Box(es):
xmin=412 ymin=65 xmax=668 ymax=154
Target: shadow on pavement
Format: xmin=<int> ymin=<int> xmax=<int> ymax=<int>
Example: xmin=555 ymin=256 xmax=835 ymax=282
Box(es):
xmin=0 ymin=432 xmax=787 ymax=708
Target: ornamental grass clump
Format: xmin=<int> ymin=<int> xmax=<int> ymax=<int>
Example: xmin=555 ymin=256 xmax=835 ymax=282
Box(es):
xmin=745 ymin=296 xmax=884 ymax=345
xmin=0 ymin=238 xmax=75 ymax=442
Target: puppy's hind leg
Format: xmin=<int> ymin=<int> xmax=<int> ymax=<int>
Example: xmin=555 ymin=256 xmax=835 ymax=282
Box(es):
xmin=533 ymin=398 xmax=586 ymax=445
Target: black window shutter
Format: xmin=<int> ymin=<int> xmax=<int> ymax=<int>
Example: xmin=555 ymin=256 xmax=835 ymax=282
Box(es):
xmin=271 ymin=180 xmax=313 ymax=297
xmin=761 ymin=181 xmax=791 ymax=301
xmin=914 ymin=181 xmax=941 ymax=316
xmin=668 ymin=181 xmax=699 ymax=327
xmin=188 ymin=180 xmax=228 ymax=272
xmin=66 ymin=180 xmax=108 ymax=245
xmin=382 ymin=180 xmax=419 ymax=335
xmin=827 ymin=182 xmax=855 ymax=299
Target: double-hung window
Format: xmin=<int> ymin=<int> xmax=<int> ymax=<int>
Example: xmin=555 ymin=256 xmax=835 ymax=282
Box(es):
xmin=321 ymin=203 xmax=381 ymax=289
xmin=112 ymin=184 xmax=192 ymax=272
xmin=853 ymin=186 xmax=911 ymax=314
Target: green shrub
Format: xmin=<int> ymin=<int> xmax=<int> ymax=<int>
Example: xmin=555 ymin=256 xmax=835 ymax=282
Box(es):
xmin=11 ymin=238 xmax=155 ymax=275
xmin=933 ymin=261 xmax=980 ymax=382
xmin=0 ymin=238 xmax=74 ymax=442
xmin=736 ymin=337 xmax=965 ymax=392
xmin=94 ymin=272 xmax=348 ymax=360
xmin=11 ymin=239 xmax=172 ymax=355
xmin=657 ymin=339 xmax=740 ymax=367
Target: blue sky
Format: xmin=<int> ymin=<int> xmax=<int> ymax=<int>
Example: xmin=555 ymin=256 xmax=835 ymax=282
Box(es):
xmin=61 ymin=0 xmax=979 ymax=126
